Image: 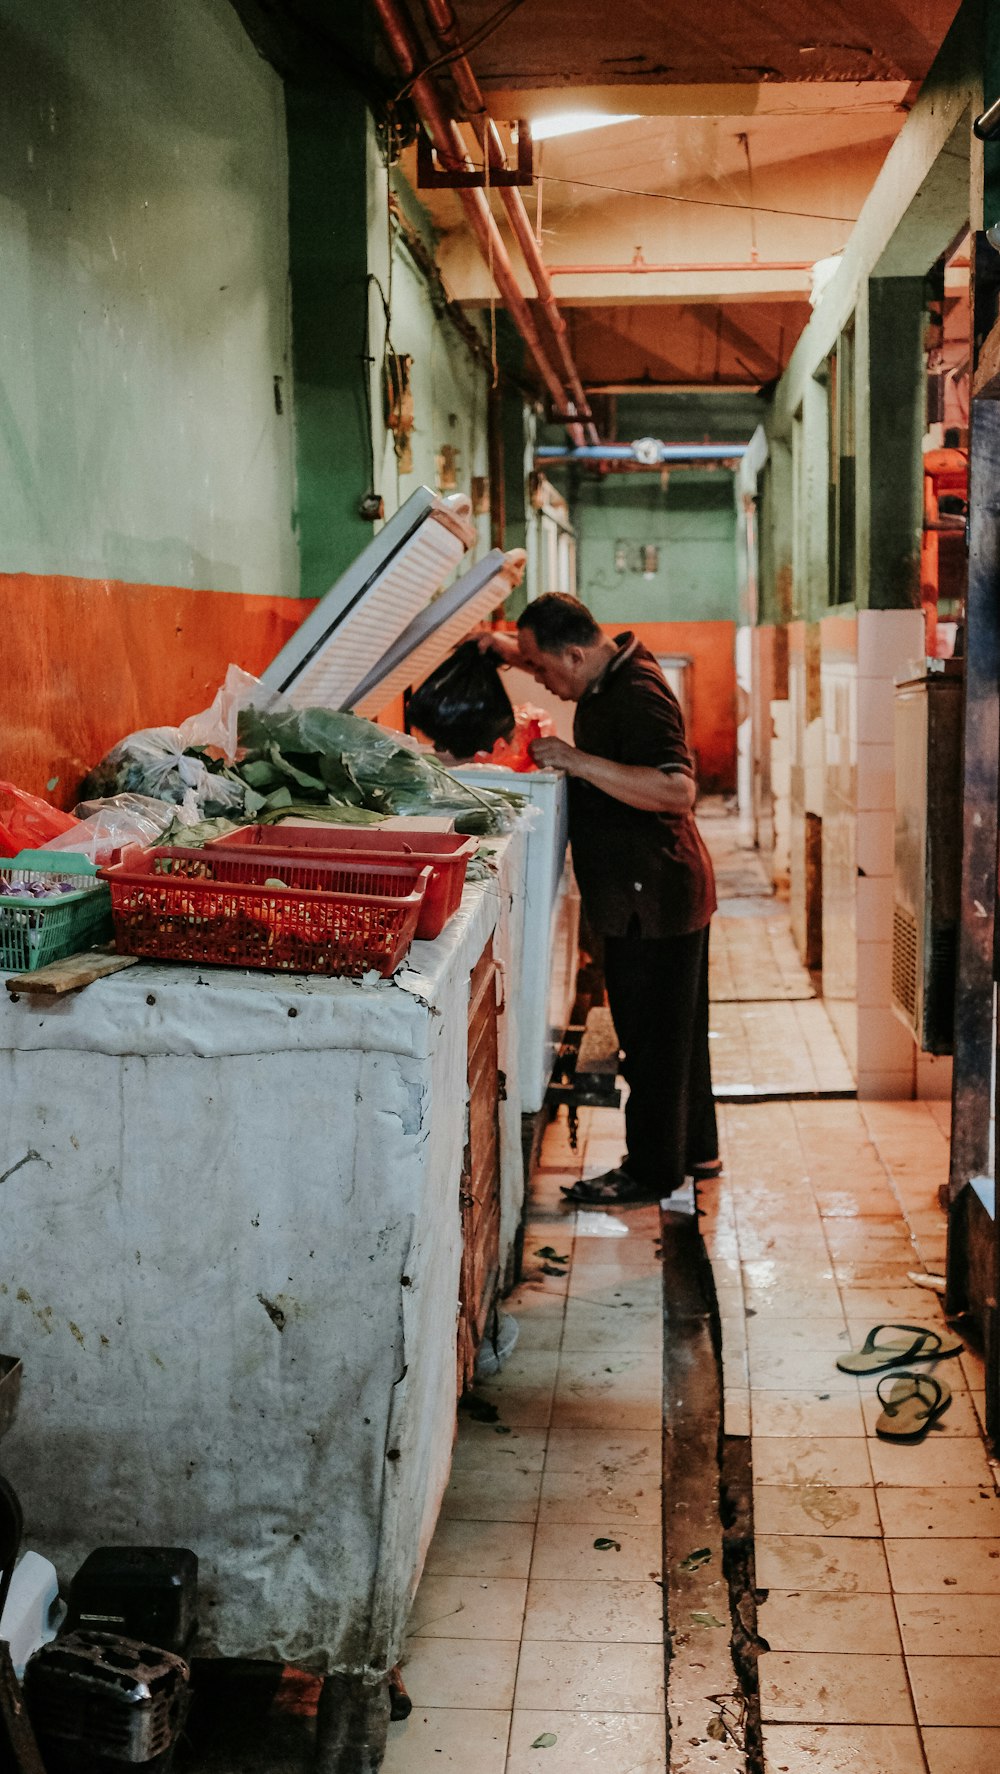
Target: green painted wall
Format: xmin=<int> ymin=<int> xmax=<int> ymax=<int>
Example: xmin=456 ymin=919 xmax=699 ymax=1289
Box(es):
xmin=0 ymin=0 xmax=296 ymax=595
xmin=575 ymin=476 xmax=738 ymax=626
xmin=372 ymin=164 xmax=491 ymax=557
xmin=286 ymin=82 xmax=373 ymax=599
xmin=286 ymin=105 xmax=495 ymax=599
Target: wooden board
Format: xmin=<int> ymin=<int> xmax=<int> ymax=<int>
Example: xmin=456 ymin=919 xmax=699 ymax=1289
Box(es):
xmin=5 ymin=951 xmax=138 ymax=997
xmin=973 ymin=312 xmax=1000 ymax=400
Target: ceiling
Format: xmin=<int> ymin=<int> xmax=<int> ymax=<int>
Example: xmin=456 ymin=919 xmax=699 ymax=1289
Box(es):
xmin=230 ymin=0 xmax=966 ymax=419
xmin=432 ymin=0 xmax=960 ymax=91
xmin=390 ymin=0 xmax=964 ymax=414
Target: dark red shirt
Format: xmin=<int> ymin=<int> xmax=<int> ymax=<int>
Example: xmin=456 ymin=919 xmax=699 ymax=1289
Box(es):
xmin=569 ymin=634 xmax=717 ymax=938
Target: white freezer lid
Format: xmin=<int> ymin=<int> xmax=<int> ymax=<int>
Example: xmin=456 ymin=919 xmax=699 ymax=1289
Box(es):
xmin=260 ymin=486 xmax=477 ymax=710
xmin=351 ymin=547 xmax=526 ymax=716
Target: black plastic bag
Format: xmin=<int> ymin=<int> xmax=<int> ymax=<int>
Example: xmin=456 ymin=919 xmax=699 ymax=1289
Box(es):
xmin=407 ymin=639 xmax=515 ymax=759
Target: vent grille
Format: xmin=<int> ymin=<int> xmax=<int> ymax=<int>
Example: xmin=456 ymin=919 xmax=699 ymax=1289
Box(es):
xmin=892 ymin=904 xmax=918 ymax=1026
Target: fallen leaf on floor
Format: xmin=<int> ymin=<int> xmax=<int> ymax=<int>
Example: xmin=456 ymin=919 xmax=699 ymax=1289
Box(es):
xmin=706 ymin=1715 xmax=728 ymax=1741
xmin=535 ymin=1247 xmax=569 ymax=1262
xmin=679 ymin=1547 xmax=712 ymax=1572
xmin=691 ymin=1611 xmax=726 ymax=1629
xmin=494 ymin=1424 xmax=512 ymax=1435
xmin=593 ymin=1536 xmax=621 ymax=1551
xmin=530 ymin=1733 xmax=557 ymax=1749
xmin=540 ymin=1263 xmax=568 ymax=1277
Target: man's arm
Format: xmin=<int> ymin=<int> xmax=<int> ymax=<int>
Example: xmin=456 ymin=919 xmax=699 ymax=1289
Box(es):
xmin=529 ymin=737 xmax=695 ymax=813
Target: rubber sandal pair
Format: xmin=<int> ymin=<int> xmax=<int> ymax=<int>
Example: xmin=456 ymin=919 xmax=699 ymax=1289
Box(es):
xmin=835 ymin=1322 xmax=963 ymax=1375
xmin=875 ymin=1371 xmax=952 ymax=1440
xmin=560 ymin=1167 xmax=656 ymax=1206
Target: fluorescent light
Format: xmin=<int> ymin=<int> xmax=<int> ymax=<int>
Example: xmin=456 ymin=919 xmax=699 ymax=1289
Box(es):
xmin=530 ymin=111 xmax=640 ymax=142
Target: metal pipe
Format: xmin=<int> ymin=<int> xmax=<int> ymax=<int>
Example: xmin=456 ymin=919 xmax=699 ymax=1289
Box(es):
xmin=973 ymin=95 xmax=1000 ymax=141
xmin=536 ymin=443 xmax=748 ymax=463
xmin=547 ymin=261 xmax=817 ymax=276
xmin=418 ymin=0 xmax=600 ymax=444
xmin=372 ymin=0 xmax=586 ymax=444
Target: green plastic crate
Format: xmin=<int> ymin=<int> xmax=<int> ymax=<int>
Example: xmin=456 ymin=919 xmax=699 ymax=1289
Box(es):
xmin=0 ymin=851 xmax=112 ymax=974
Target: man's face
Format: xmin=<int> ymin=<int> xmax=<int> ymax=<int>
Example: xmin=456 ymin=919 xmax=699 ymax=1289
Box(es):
xmin=517 ymin=629 xmax=585 ymax=701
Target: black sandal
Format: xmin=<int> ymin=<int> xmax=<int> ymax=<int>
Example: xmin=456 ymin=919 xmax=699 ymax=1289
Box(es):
xmin=560 ymin=1167 xmax=653 ymax=1206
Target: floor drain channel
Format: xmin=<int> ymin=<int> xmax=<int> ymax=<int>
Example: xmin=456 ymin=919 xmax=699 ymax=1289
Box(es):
xmin=661 ymin=1202 xmax=765 ymax=1774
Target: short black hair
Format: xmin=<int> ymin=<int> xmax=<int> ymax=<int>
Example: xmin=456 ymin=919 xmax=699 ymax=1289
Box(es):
xmin=516 ymin=593 xmax=602 ymax=652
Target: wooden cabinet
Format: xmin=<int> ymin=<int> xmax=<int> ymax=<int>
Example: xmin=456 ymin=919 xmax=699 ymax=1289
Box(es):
xmin=457 ymin=943 xmax=503 ymax=1388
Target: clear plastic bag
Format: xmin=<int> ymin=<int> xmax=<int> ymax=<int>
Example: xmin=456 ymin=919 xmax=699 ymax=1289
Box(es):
xmin=80 ymin=730 xmax=246 ymax=817
xmin=236 ymin=707 xmax=526 ymax=834
xmin=41 ymin=794 xmax=179 ymax=865
xmin=178 ymin=663 xmax=289 ymax=764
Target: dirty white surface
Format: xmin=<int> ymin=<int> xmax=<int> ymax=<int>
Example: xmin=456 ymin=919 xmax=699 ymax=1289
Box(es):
xmin=0 ymin=831 xmax=524 ymax=1678
xmin=452 ymin=768 xmax=577 ymax=1113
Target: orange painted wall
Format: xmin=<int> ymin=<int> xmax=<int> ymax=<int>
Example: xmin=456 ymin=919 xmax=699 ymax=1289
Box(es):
xmin=3 ymin=573 xmax=317 ymax=806
xmin=604 ymin=621 xmax=737 ymax=793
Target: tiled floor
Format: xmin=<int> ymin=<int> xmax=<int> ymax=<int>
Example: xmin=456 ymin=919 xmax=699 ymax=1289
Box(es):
xmin=384 ymin=1107 xmax=667 ymax=1773
xmin=704 ymin=1091 xmax=1000 ymax=1774
xmin=388 ymin=815 xmax=999 ymax=1774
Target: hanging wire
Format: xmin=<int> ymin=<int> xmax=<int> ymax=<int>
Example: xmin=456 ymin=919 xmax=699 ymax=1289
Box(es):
xmin=393 ymin=0 xmax=527 ymax=106
xmin=541 ymin=172 xmax=858 ymax=225
xmin=362 ymin=273 xmax=394 ymax=495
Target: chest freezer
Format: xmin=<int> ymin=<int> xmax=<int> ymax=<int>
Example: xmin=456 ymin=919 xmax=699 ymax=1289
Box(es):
xmin=256 ymin=483 xmax=569 ymax=1114
xmin=452 ymin=765 xmax=578 ymax=1114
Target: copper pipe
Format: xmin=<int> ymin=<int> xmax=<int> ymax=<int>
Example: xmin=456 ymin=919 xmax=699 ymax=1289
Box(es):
xmin=371 ymin=0 xmax=585 ymax=444
xmin=547 ymin=260 xmax=817 ymax=275
xmin=419 ymin=0 xmax=600 ymax=444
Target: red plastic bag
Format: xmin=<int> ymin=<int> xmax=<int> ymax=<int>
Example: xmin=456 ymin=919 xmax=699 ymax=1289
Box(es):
xmin=0 ymin=783 xmax=80 ymax=858
xmin=474 ymin=706 xmax=555 ymax=773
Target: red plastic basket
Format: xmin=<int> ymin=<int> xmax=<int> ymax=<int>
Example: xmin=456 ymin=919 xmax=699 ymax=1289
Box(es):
xmin=101 ymin=846 xmax=432 ymax=977
xmin=211 ymin=827 xmax=478 ymax=940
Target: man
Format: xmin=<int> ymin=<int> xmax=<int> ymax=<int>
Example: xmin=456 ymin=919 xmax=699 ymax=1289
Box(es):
xmin=484 ymin=594 xmax=718 ymax=1205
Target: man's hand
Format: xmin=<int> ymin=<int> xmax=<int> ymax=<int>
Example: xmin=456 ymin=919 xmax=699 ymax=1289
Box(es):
xmin=530 ymin=737 xmax=697 ymax=812
xmin=529 ymin=736 xmax=579 ymax=773
xmin=474 ymin=628 xmax=522 ymax=667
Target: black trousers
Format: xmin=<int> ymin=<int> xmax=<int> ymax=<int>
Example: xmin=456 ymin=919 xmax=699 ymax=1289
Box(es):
xmin=602 ymin=923 xmax=717 ymax=1196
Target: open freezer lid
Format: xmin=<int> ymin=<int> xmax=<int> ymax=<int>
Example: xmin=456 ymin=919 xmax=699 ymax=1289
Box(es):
xmin=350 ymin=547 xmax=526 ymax=717
xmin=260 ymin=486 xmax=477 ymax=709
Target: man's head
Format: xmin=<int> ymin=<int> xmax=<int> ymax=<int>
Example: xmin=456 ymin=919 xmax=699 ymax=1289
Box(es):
xmin=516 ymin=594 xmax=613 ymax=701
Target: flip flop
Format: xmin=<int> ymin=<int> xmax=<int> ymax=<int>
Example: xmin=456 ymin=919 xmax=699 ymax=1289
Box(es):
xmin=560 ymin=1168 xmax=654 ymax=1206
xmin=835 ymin=1323 xmax=963 ymax=1375
xmin=875 ymin=1371 xmax=952 ymax=1441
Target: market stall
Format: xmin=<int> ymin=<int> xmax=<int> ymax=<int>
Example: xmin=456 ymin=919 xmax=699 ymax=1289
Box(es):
xmin=0 ymin=485 xmax=576 ymax=1767
xmin=0 ymin=826 xmax=524 ymax=1764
